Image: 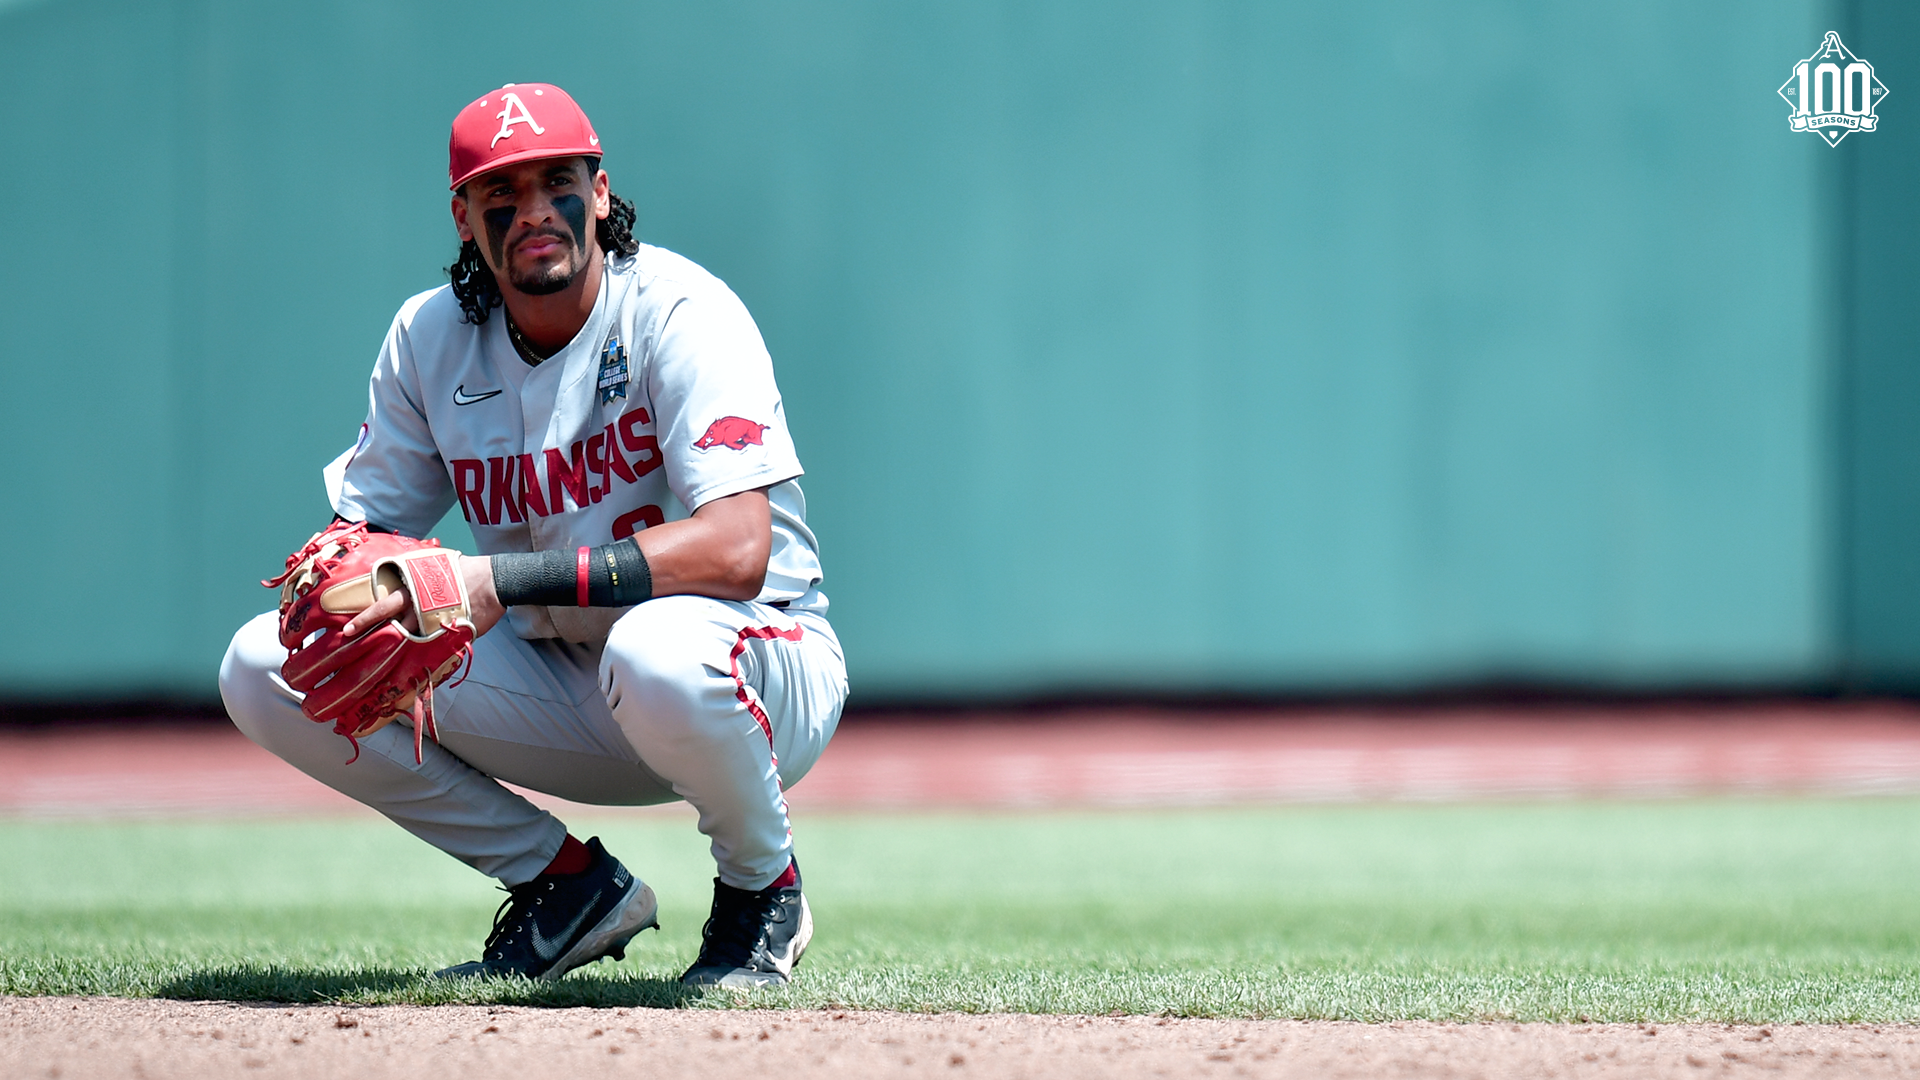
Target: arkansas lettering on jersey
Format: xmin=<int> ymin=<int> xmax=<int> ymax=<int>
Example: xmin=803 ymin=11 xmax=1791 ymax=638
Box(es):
xmin=450 ymin=408 xmax=666 ymax=540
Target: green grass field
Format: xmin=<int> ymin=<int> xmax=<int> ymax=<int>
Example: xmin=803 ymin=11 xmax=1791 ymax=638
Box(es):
xmin=5 ymin=799 xmax=1920 ymax=1022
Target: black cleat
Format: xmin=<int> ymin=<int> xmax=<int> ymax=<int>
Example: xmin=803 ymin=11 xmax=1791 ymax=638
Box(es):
xmin=680 ymin=858 xmax=813 ymax=989
xmin=435 ymin=836 xmax=658 ymax=981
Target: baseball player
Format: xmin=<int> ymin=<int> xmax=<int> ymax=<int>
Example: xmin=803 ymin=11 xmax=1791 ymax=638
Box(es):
xmin=219 ymin=82 xmax=847 ymax=988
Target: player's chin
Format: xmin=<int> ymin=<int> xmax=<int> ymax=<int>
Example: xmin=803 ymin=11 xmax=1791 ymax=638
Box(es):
xmin=507 ymin=261 xmax=580 ymax=296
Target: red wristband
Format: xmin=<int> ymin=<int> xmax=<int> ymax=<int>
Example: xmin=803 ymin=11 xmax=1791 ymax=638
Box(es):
xmin=576 ymin=546 xmax=591 ymax=607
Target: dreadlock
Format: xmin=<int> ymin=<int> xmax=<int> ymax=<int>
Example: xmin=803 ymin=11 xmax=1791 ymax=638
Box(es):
xmin=447 ymin=157 xmax=639 ymax=325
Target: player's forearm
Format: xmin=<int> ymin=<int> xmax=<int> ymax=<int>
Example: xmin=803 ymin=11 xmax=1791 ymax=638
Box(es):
xmin=486 ymin=540 xmax=652 ymax=609
xmin=635 ymin=487 xmax=774 ymax=601
xmin=483 ymin=489 xmax=771 ymax=608
xmin=482 ymin=531 xmax=760 ymax=607
xmin=630 ymin=514 xmax=769 ymax=602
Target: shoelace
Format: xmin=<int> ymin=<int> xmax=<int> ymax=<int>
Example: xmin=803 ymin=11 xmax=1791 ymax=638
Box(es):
xmin=699 ymin=887 xmax=782 ymax=966
xmin=480 ymin=880 xmax=550 ymax=961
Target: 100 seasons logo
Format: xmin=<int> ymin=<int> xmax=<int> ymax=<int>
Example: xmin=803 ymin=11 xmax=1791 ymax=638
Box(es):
xmin=1780 ymin=32 xmax=1888 ymax=146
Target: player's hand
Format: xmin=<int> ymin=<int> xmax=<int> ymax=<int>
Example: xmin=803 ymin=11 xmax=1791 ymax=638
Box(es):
xmin=340 ymin=556 xmax=504 ymax=640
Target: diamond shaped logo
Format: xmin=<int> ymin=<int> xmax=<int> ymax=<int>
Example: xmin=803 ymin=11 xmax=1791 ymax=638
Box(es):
xmin=1780 ymin=32 xmax=1889 ymax=146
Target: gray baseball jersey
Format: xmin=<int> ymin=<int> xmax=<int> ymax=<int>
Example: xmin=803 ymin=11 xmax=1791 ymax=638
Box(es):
xmin=325 ymin=244 xmax=824 ymax=643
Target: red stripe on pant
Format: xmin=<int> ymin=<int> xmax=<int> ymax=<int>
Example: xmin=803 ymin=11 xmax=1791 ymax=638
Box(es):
xmin=729 ymin=624 xmax=805 ymax=747
xmin=731 ymin=622 xmax=806 ymax=856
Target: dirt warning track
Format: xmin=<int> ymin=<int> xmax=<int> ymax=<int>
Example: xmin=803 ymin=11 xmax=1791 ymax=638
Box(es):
xmin=4 ymin=701 xmax=1920 ymax=817
xmin=4 ymin=998 xmax=1917 ymax=1080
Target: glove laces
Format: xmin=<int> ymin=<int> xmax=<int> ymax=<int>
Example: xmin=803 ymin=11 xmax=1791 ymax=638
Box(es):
xmin=262 ymin=520 xmax=371 ymax=589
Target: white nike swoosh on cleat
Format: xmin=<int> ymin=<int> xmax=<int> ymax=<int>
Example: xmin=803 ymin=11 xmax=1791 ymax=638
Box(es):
xmin=529 ymin=890 xmax=601 ymax=963
xmin=453 ymin=384 xmax=504 ymax=406
xmin=540 ymin=881 xmax=659 ymax=983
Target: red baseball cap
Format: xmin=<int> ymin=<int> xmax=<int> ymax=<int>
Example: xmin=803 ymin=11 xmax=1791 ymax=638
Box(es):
xmin=448 ymin=83 xmax=602 ymax=191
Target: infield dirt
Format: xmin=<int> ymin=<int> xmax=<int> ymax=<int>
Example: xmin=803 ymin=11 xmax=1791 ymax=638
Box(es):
xmin=5 ymin=997 xmax=1918 ymax=1080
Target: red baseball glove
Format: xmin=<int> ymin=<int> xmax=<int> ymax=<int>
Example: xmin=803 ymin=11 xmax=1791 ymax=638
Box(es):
xmin=263 ymin=521 xmax=476 ymax=763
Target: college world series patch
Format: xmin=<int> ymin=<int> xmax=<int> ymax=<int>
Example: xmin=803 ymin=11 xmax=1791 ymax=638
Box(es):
xmin=598 ymin=335 xmax=630 ymax=404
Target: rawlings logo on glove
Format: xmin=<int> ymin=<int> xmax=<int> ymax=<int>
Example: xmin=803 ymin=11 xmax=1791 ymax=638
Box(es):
xmin=264 ymin=521 xmax=476 ymax=763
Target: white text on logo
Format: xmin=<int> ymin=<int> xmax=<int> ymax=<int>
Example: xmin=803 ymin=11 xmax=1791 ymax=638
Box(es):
xmin=1780 ymin=32 xmax=1888 ymax=146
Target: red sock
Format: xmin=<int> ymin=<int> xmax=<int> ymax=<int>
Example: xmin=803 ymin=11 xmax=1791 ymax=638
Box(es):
xmin=769 ymin=859 xmax=798 ymax=890
xmin=542 ymin=834 xmax=592 ymax=877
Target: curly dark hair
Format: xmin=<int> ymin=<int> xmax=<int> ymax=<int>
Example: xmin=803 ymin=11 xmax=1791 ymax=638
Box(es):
xmin=447 ymin=158 xmax=639 ymax=325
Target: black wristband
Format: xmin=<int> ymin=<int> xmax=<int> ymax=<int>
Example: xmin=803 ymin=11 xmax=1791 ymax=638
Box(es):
xmin=588 ymin=537 xmax=652 ymax=607
xmin=491 ymin=540 xmax=653 ymax=608
xmin=490 ymin=548 xmax=573 ymax=607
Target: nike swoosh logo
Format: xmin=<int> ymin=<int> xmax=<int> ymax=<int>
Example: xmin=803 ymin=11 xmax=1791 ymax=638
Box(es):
xmin=453 ymin=384 xmax=503 ymax=406
xmin=530 ymin=889 xmax=601 ymax=962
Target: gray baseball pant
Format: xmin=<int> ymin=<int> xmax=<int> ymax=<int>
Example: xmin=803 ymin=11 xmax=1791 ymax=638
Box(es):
xmin=219 ymin=596 xmax=846 ymax=890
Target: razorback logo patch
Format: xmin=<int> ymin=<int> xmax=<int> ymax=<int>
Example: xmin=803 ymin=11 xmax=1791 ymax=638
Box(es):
xmin=693 ymin=416 xmax=770 ymax=451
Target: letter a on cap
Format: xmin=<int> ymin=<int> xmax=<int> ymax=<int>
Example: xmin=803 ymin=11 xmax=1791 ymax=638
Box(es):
xmin=450 ymin=82 xmax=602 ymax=190
xmin=491 ymin=92 xmax=546 ymax=148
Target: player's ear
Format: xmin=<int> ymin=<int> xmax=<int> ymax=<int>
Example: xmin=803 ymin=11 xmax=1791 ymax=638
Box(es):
xmin=451 ymin=193 xmax=474 ymax=241
xmin=593 ymin=168 xmax=610 ymax=220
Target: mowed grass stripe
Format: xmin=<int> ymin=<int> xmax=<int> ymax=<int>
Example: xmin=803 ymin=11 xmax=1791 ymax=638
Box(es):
xmin=2 ymin=800 xmax=1919 ymax=1021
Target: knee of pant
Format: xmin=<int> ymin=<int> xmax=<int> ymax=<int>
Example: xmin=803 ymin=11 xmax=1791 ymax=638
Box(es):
xmin=602 ymin=597 xmax=728 ymax=732
xmin=219 ymin=611 xmax=295 ymax=746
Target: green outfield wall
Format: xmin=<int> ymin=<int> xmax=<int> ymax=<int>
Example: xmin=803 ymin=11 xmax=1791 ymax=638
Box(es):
xmin=2 ymin=0 xmax=1913 ymax=701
